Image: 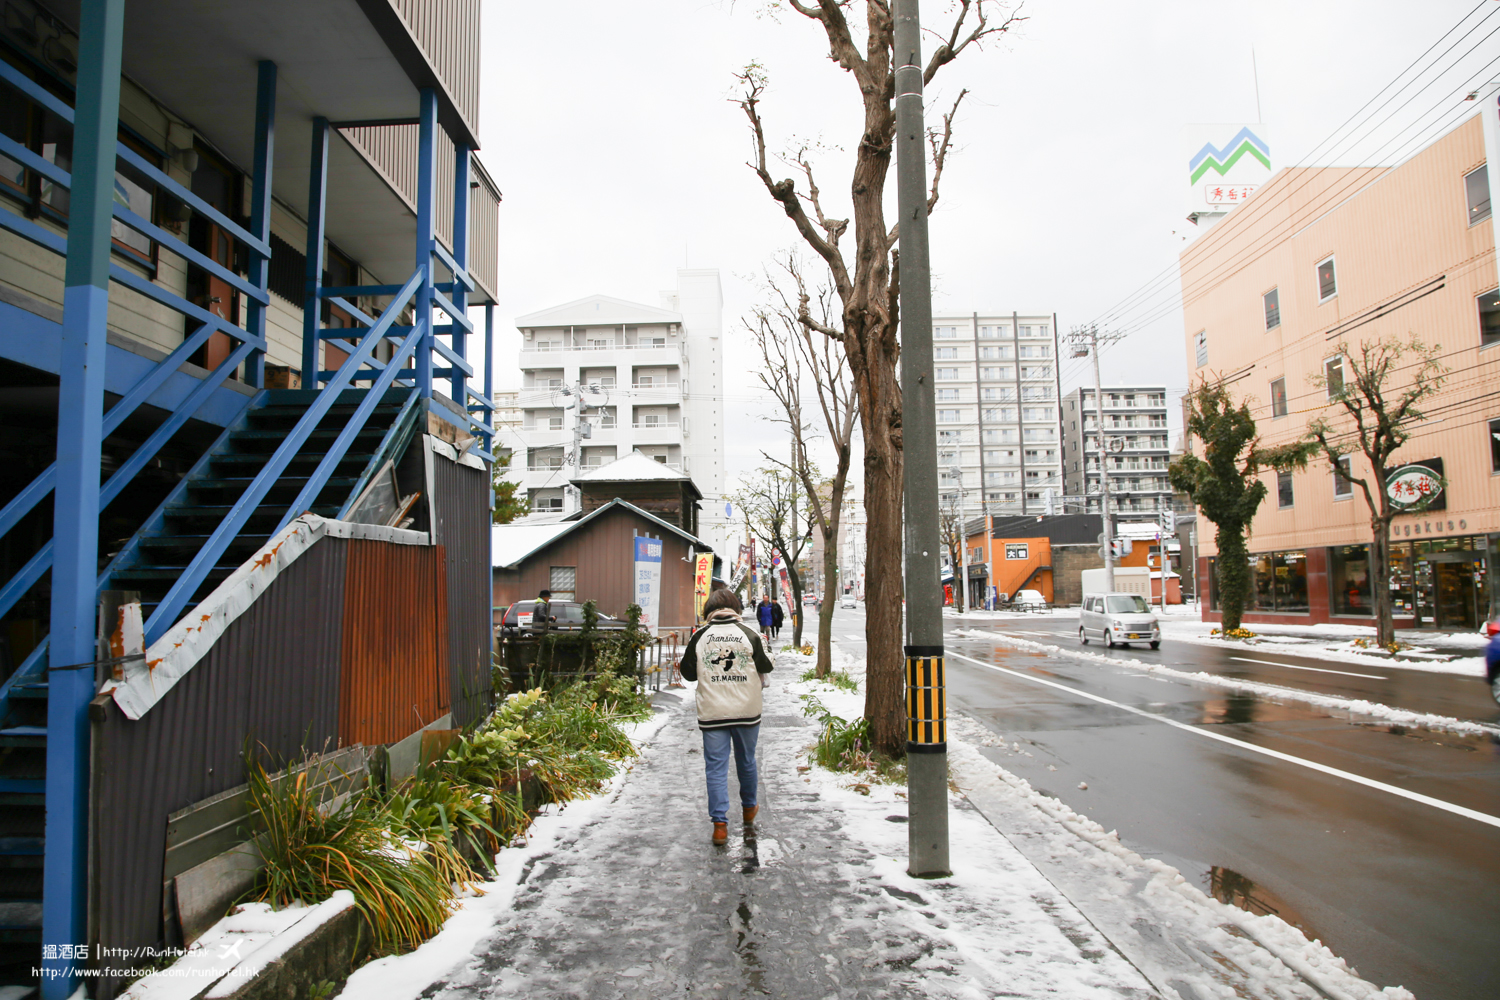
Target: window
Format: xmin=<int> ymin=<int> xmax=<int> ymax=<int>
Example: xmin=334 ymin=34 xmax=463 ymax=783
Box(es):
xmin=1270 ymin=377 xmax=1288 ymax=417
xmin=1490 ymin=418 xmax=1500 ymax=473
xmin=1242 ymin=549 xmax=1309 ymax=612
xmin=549 ymin=566 xmax=577 ymax=602
xmin=1263 ymin=287 xmax=1281 ymax=329
xmin=938 ymin=409 xmax=961 ymax=423
xmin=637 ymin=375 xmax=653 ymax=387
xmin=935 ymin=326 xmax=959 ymax=339
xmin=1333 ymin=455 xmax=1353 ymax=498
xmin=1194 ymin=330 xmax=1208 ymax=367
xmin=1328 ymin=544 xmax=1371 ymax=616
xmin=1316 ymin=255 xmax=1337 ymax=301
xmin=1466 ymin=164 xmax=1491 ymax=225
xmin=548 ymin=415 xmax=563 ymax=431
xmin=937 ymin=388 xmax=959 ymax=401
xmin=1479 ymin=289 xmax=1500 ymax=348
xmin=935 ymin=346 xmax=958 ymax=359
xmin=935 ymin=367 xmax=960 ymax=380
xmin=1277 ymin=470 xmax=1294 ymax=508
xmin=1324 ymin=355 xmax=1344 ymax=398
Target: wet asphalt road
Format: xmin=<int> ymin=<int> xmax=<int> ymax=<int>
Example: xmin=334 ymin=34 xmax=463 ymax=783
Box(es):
xmin=825 ymin=605 xmax=1500 ymax=1000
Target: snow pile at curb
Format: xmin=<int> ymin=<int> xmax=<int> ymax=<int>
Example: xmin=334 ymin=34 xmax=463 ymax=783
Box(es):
xmin=336 ymin=698 xmax=676 ymax=999
xmin=959 ymin=628 xmax=1498 ymax=737
xmin=1159 ymin=620 xmax=1487 ymax=676
xmin=944 ymin=715 xmax=1416 ymax=1000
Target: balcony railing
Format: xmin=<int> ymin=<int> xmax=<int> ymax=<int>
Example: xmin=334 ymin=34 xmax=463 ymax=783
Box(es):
xmin=632 ymin=421 xmax=681 ymax=430
xmin=631 ymin=382 xmax=681 ymax=391
xmin=522 ymin=341 xmax=679 ymax=353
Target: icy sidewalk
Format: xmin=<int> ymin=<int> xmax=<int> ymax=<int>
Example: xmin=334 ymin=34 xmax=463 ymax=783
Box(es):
xmin=385 ymin=682 xmax=1155 ymax=1000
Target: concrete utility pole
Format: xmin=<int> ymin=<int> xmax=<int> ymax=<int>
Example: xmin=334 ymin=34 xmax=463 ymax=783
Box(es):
xmin=894 ymin=0 xmax=950 ymax=878
xmin=1070 ymin=324 xmax=1122 ymax=591
xmin=953 ymin=485 xmax=969 ymax=613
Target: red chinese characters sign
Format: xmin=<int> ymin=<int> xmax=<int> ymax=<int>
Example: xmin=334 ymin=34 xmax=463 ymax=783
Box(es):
xmin=1384 ymin=459 xmax=1445 ymax=512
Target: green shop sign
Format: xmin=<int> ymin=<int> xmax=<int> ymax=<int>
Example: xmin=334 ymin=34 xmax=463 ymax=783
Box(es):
xmin=1385 ymin=459 xmax=1445 ymax=512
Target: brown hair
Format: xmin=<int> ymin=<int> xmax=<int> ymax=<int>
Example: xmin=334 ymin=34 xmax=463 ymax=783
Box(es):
xmin=703 ymin=587 xmax=743 ymax=615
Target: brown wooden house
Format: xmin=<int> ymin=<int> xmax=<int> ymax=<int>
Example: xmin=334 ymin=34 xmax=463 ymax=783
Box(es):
xmin=491 ymin=499 xmax=711 ymax=632
xmin=573 ymin=452 xmax=702 ymax=536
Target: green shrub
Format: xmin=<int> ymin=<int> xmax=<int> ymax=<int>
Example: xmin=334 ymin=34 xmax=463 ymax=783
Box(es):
xmin=245 ymin=757 xmax=457 ymax=955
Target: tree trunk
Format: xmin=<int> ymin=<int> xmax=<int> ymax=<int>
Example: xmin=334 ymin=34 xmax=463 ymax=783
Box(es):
xmin=1215 ymin=522 xmax=1249 ymax=633
xmin=788 ymin=563 xmax=804 ymax=648
xmin=854 ymin=332 xmax=906 ymax=757
xmin=1370 ymin=514 xmax=1394 ymax=647
xmin=816 ymin=529 xmax=838 ymax=678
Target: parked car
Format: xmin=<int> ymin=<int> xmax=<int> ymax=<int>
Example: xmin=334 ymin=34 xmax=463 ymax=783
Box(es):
xmin=496 ymin=600 xmax=626 ymax=639
xmin=839 ymin=594 xmax=858 ymax=609
xmin=1079 ymin=592 xmax=1160 ymax=649
xmin=1010 ymin=589 xmax=1048 ymax=611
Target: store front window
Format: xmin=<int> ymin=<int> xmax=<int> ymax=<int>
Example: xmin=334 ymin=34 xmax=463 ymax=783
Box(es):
xmin=1389 ymin=542 xmax=1415 ymax=618
xmin=1329 ymin=544 xmax=1371 ymax=616
xmin=1387 ymin=535 xmax=1493 ymax=629
xmin=1243 ymin=549 xmax=1309 ymax=613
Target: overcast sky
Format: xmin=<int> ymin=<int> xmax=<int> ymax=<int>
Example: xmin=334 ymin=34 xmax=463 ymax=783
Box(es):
xmin=467 ymin=0 xmax=1494 ymax=496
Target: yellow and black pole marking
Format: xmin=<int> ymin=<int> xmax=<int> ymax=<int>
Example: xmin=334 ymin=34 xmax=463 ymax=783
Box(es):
xmin=905 ymin=645 xmax=946 ymax=752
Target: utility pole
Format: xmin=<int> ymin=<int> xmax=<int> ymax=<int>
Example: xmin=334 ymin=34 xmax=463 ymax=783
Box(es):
xmin=952 ymin=482 xmax=969 ymax=613
xmin=894 ymin=0 xmax=950 ymax=878
xmin=1070 ymin=324 xmax=1123 ymax=591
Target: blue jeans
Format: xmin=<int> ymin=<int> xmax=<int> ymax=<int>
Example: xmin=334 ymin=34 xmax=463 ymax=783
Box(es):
xmin=702 ymin=724 xmax=759 ymax=823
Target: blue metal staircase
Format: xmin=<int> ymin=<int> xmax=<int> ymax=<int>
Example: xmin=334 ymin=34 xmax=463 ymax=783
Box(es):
xmin=0 ymin=385 xmax=421 ymax=983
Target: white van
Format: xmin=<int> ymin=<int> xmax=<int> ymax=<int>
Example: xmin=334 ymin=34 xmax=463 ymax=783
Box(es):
xmin=1079 ymin=593 xmax=1160 ymax=649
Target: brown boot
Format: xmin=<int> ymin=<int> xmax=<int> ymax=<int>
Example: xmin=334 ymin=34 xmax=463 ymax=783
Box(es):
xmin=742 ymin=805 xmax=758 ymax=825
xmin=711 ymin=822 xmax=728 ymax=845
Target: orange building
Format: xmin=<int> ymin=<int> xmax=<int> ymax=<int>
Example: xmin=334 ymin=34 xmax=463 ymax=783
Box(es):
xmin=1179 ymin=112 xmax=1497 ymax=629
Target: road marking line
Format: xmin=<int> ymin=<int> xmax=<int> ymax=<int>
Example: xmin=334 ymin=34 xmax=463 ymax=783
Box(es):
xmin=1229 ymin=656 xmax=1387 ymax=681
xmin=946 ymin=649 xmax=1500 ymax=830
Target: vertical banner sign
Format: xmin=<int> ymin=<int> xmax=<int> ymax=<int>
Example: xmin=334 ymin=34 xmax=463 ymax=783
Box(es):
xmin=777 ymin=563 xmax=794 ymax=620
xmin=693 ymin=551 xmax=713 ymax=621
xmin=634 ymin=536 xmax=662 ymax=634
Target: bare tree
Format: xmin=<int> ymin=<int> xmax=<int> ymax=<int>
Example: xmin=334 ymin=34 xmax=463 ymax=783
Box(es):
xmin=737 ymin=0 xmax=1021 ymax=754
xmin=937 ymin=492 xmax=965 ymax=612
xmin=751 ymin=256 xmax=858 ymax=678
xmin=733 ymin=465 xmax=812 ymax=647
xmin=1306 ymin=337 xmax=1448 ymax=647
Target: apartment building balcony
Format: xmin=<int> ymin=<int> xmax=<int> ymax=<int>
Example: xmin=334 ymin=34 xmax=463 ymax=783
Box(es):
xmin=630 ymin=381 xmax=684 ymax=401
xmin=631 ymin=420 xmax=682 ymax=440
xmin=520 ymin=341 xmax=683 ymax=368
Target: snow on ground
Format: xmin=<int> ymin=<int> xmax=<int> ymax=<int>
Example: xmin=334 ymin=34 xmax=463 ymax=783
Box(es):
xmin=793 ymin=643 xmax=1413 ymax=1000
xmin=943 ymin=715 xmax=1415 ymax=1000
xmin=1156 ymin=619 xmax=1486 ymax=677
xmin=338 ymin=705 xmax=675 ymax=999
xmin=957 ymin=628 xmax=1498 ymax=737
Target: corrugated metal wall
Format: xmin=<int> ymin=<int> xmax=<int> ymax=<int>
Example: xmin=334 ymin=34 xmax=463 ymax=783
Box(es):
xmin=469 ymin=165 xmax=501 ymax=304
xmin=91 ymin=539 xmax=349 ymax=1000
xmin=340 ymin=124 xmax=458 ymax=252
xmin=339 ymin=540 xmax=450 ymax=745
xmin=428 ymin=453 xmax=493 ymax=726
xmin=388 ymin=0 xmax=482 ymax=131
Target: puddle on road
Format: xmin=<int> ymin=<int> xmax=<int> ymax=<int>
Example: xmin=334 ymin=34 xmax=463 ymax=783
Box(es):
xmin=1206 ymin=866 xmax=1320 ymax=941
xmin=1198 ymin=695 xmax=1258 ymax=726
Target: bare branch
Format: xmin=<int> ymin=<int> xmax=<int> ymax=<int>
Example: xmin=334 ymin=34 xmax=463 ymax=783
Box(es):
xmin=925 ymin=1 xmax=1025 ymax=85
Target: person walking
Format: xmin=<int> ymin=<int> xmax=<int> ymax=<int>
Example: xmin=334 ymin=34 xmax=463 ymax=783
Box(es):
xmin=532 ymin=588 xmax=554 ymax=633
xmin=680 ymin=589 xmax=774 ymax=845
xmin=769 ymin=599 xmax=784 ymax=640
xmin=756 ymin=595 xmax=775 ymax=643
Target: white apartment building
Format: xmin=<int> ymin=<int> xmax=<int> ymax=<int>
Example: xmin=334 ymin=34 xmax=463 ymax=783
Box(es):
xmin=930 ymin=313 xmax=1064 ymax=516
xmin=511 ymin=269 xmax=729 ymax=556
xmin=1060 ymin=386 xmax=1172 ymax=520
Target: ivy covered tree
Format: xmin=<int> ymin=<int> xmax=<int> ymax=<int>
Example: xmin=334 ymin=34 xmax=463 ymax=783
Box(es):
xmin=1169 ymin=377 xmax=1310 ymax=633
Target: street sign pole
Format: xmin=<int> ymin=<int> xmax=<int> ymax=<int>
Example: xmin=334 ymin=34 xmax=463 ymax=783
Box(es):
xmin=894 ymin=0 xmax=950 ymax=878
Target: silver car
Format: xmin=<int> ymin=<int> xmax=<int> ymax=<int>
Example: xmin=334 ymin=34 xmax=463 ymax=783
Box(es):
xmin=1079 ymin=593 xmax=1160 ymax=649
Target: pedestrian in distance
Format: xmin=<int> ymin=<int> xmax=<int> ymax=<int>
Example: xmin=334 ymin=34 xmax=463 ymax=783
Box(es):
xmin=533 ymin=588 xmax=554 ymax=633
xmin=769 ymin=599 xmax=784 ymax=640
xmin=756 ymin=595 xmax=775 ymax=643
xmin=680 ymin=588 xmax=774 ymax=845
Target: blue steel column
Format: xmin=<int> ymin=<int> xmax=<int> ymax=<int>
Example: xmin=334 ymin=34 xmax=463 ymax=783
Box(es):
xmin=414 ymin=88 xmax=438 ymax=399
xmin=449 ymin=145 xmax=470 ymax=404
xmin=483 ymin=303 xmax=494 ymax=454
xmin=302 ymin=117 xmax=329 ymax=386
xmin=44 ymin=0 xmax=124 ymax=994
xmin=243 ymin=61 xmax=276 ymax=388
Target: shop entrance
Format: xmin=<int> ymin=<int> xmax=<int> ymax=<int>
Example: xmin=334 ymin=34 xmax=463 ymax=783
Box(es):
xmin=1415 ymin=552 xmax=1486 ymax=629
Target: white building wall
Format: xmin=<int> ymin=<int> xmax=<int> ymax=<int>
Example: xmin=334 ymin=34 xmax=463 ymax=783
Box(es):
xmin=664 ymin=269 xmax=728 ymax=563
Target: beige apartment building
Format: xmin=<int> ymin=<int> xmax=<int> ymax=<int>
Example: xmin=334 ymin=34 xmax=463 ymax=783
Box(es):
xmin=1181 ymin=113 xmax=1496 ymax=630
